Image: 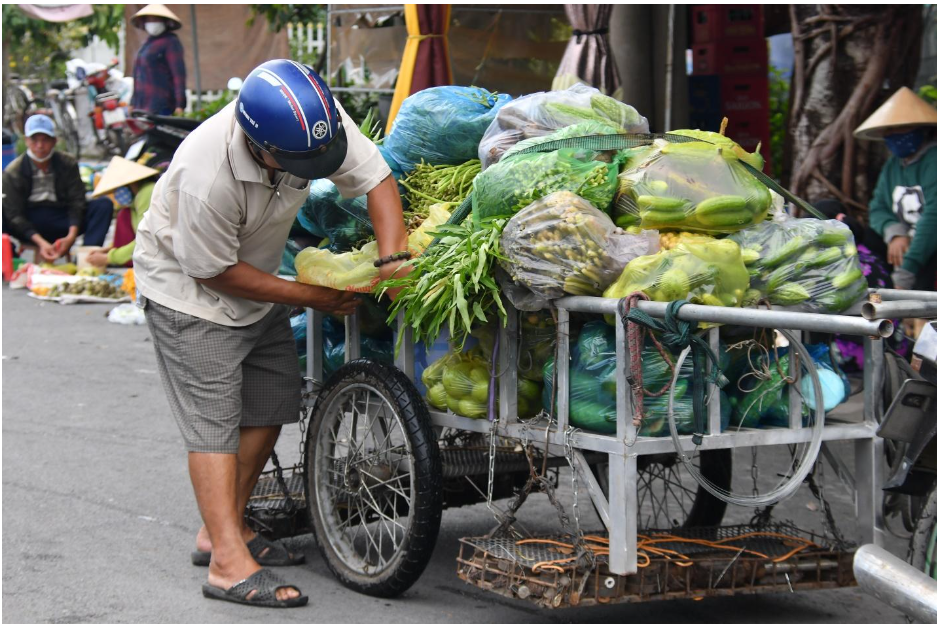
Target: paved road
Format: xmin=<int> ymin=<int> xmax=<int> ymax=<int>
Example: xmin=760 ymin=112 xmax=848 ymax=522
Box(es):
xmin=2 ymin=288 xmax=910 ymax=623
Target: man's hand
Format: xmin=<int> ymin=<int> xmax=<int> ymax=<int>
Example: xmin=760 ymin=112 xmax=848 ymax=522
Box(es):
xmin=888 ymin=235 xmax=911 ymax=268
xmin=52 ymin=233 xmax=77 ymax=260
xmin=304 ymin=287 xmax=361 ymax=316
xmin=86 ymin=249 xmax=110 ymax=269
xmin=37 ymin=239 xmax=58 ymax=262
xmin=379 ymin=260 xmax=412 ymax=301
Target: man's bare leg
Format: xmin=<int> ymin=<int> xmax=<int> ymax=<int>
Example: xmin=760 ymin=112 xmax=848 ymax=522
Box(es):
xmin=195 ymin=426 xmax=283 ymax=556
xmin=190 ymin=449 xmax=299 ymax=601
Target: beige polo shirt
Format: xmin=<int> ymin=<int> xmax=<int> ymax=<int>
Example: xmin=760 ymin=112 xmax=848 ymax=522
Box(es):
xmin=133 ymin=100 xmax=390 ymax=326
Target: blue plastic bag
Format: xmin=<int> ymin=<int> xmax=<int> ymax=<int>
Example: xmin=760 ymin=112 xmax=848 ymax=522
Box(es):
xmin=383 ymin=86 xmax=511 ymax=172
xmin=295 ymin=145 xmax=404 ymax=252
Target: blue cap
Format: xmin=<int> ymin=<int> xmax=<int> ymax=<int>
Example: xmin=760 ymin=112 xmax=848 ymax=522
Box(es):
xmin=24 ymin=114 xmax=56 ymax=138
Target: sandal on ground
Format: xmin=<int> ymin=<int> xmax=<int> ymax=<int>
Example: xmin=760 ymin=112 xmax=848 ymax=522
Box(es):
xmin=191 ymin=534 xmax=306 ymax=567
xmin=202 ymin=568 xmax=308 ymax=608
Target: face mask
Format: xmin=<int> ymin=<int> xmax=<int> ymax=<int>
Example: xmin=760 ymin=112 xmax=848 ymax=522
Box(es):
xmin=27 ymin=148 xmax=53 ymax=163
xmin=145 ymin=21 xmax=167 ymax=37
xmin=884 ymin=129 xmax=926 ymax=158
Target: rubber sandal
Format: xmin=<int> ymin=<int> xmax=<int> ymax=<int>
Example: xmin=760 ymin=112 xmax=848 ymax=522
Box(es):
xmin=202 ymin=569 xmax=308 ymax=608
xmin=191 ymin=534 xmax=306 ymax=567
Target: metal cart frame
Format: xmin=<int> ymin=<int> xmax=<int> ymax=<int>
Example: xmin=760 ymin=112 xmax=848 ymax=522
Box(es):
xmin=301 ymin=288 xmax=937 ymax=578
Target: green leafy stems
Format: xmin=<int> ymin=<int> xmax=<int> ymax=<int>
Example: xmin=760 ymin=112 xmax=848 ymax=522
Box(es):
xmin=377 ymin=219 xmax=508 ymax=353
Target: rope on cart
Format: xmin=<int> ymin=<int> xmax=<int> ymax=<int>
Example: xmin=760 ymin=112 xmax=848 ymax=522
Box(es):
xmin=509 ymin=531 xmax=824 ymax=574
xmin=624 ymin=300 xmax=728 ymax=445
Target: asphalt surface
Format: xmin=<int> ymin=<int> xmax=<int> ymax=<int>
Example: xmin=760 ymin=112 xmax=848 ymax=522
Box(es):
xmin=2 ymin=287 xmax=912 ymax=623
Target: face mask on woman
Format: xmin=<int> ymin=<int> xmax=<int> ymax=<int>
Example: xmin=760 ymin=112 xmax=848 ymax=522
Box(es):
xmin=144 ymin=21 xmax=167 ymax=37
xmin=884 ymin=129 xmax=926 ymax=158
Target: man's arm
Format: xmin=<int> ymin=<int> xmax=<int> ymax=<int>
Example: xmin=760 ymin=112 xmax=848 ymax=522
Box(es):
xmin=2 ymin=165 xmax=38 ymax=241
xmin=868 ymin=161 xmax=902 ymax=240
xmin=366 ymin=174 xmax=410 ymax=285
xmin=195 ymin=261 xmax=360 ymax=315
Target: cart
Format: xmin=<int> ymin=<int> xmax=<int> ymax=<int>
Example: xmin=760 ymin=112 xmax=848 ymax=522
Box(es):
xmin=248 ymin=287 xmax=937 ymax=606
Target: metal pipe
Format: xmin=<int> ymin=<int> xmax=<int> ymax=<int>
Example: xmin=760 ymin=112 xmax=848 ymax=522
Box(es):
xmin=862 ymin=300 xmax=937 ymax=320
xmin=555 ymin=297 xmax=893 ymax=338
xmin=854 ymin=544 xmax=937 ymax=622
xmin=663 ymin=4 xmax=675 ymax=132
xmin=189 ymin=6 xmax=201 ymax=110
xmin=870 ymin=288 xmax=937 ymax=302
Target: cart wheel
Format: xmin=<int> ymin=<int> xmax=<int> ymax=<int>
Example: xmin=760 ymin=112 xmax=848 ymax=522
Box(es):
xmin=908 ymin=480 xmax=937 ymax=585
xmin=304 ymin=359 xmax=443 ymax=598
xmin=592 ymin=450 xmax=731 ymax=528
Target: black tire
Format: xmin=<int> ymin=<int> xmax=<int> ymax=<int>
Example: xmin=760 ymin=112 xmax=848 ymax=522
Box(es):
xmin=304 ymin=359 xmax=443 ymax=598
xmin=908 ymin=481 xmax=937 ymax=578
xmin=592 ymin=449 xmax=731 ymax=528
xmin=106 ymin=127 xmax=126 ymax=156
xmin=59 ymin=110 xmax=81 ymax=160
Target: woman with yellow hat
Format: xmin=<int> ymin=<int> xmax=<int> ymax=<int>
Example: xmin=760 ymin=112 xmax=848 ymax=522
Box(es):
xmin=130 ymin=4 xmax=187 ymax=116
xmin=857 ymin=87 xmax=937 ymax=290
xmin=85 ymin=157 xmax=160 ymax=268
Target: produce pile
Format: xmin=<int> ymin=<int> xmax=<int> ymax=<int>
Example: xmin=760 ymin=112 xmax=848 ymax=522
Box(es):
xmin=478 ymin=83 xmax=648 ymax=168
xmin=500 ymin=191 xmax=657 ymax=298
xmin=48 ymin=279 xmax=125 ymax=299
xmin=613 ymin=137 xmax=771 ymax=232
xmin=728 ymin=217 xmax=866 ymax=312
xmin=280 ymin=84 xmax=872 ymax=431
xmin=603 ymin=238 xmax=750 ymax=307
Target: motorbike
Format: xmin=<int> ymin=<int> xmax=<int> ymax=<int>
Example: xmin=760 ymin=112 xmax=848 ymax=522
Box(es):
xmin=876 ymin=322 xmax=937 ymax=563
xmin=123 ymin=110 xmax=200 ymax=170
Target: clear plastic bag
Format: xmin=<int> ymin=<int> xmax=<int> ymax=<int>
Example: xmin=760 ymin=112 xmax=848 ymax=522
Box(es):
xmin=727 ymin=217 xmax=868 ymax=313
xmin=613 ymin=139 xmax=772 ymax=232
xmin=500 ymin=191 xmax=659 ymax=298
xmin=295 ymin=145 xmax=404 ymax=252
xmin=478 ymin=83 xmax=649 ymax=169
xmin=500 ymin=121 xmax=620 ymax=161
xmin=603 ymin=238 xmax=750 ymax=307
xmin=440 ymin=351 xmax=492 ymax=419
xmin=294 ymin=204 xmax=451 ymax=293
xmin=383 ymin=86 xmax=512 ymax=172
xmin=472 ymin=149 xmax=620 ymax=227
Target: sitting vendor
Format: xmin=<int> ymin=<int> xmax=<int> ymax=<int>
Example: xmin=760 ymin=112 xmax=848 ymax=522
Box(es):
xmin=84 ymin=157 xmax=159 ymax=268
xmin=856 ymin=87 xmax=937 ymax=291
xmin=2 ymin=114 xmax=113 ymax=262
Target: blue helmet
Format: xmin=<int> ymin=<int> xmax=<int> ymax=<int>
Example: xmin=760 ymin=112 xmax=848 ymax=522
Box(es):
xmin=235 ymin=59 xmax=347 ymax=180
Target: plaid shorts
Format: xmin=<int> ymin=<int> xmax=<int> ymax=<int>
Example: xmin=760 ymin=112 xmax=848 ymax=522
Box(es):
xmin=142 ymin=296 xmax=302 ymax=453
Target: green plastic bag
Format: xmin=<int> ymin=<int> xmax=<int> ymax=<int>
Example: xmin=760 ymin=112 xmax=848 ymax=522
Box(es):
xmin=613 ymin=139 xmax=772 ymax=232
xmin=472 ymin=148 xmax=619 ymax=227
xmin=728 ymin=216 xmax=868 ymax=313
xmin=603 ymin=238 xmax=750 ymax=307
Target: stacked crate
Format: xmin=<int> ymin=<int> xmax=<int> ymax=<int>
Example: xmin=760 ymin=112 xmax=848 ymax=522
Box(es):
xmin=689 ymin=5 xmax=772 ymax=173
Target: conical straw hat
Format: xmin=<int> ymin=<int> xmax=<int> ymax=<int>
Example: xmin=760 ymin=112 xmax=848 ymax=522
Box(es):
xmin=854 ymin=87 xmax=937 ymax=140
xmin=131 ymin=4 xmax=183 ymax=30
xmin=91 ymin=157 xmax=160 ymax=198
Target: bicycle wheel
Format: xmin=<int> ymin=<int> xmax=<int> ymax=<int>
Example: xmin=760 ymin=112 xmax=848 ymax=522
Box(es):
xmin=908 ymin=481 xmax=937 ymax=583
xmin=305 ymin=359 xmax=443 ymax=597
xmin=592 ymin=449 xmax=731 ymax=529
xmin=59 ymin=105 xmax=81 ymax=159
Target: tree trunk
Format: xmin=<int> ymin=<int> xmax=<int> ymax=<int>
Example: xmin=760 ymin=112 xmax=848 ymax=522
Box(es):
xmin=787 ymin=5 xmax=923 ymax=221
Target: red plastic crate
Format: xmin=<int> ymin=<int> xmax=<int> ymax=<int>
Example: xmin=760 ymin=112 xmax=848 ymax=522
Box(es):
xmin=692 ymin=38 xmax=768 ymax=76
xmin=692 ymin=5 xmax=764 ymax=44
xmin=721 ymin=76 xmax=769 ymax=115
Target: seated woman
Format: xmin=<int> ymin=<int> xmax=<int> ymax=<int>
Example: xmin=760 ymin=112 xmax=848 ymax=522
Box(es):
xmin=85 ymin=157 xmax=159 ymax=268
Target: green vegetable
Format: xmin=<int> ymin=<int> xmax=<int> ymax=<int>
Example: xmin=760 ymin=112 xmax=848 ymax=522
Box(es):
xmin=426 ymin=384 xmax=448 ymax=409
xmin=518 ymin=377 xmax=540 ymax=402
xmin=695 ymin=209 xmax=753 ymax=227
xmin=741 ymin=247 xmax=761 ymax=265
xmin=814 ymin=227 xmax=849 ymax=246
xmin=742 ymin=288 xmax=763 ymax=306
xmin=380 ymin=220 xmax=507 ymax=351
xmin=805 ymin=247 xmax=843 ymax=269
xmin=694 ymin=195 xmax=748 ymax=216
xmin=400 ymin=160 xmax=481 ymax=214
xmin=637 ymin=195 xmax=686 ymax=212
xmin=761 ymin=235 xmax=807 ymax=269
xmin=772 ymin=283 xmax=811 ymax=305
xmin=642 ymin=209 xmax=689 ymax=224
xmin=831 ymin=267 xmax=863 ymax=290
